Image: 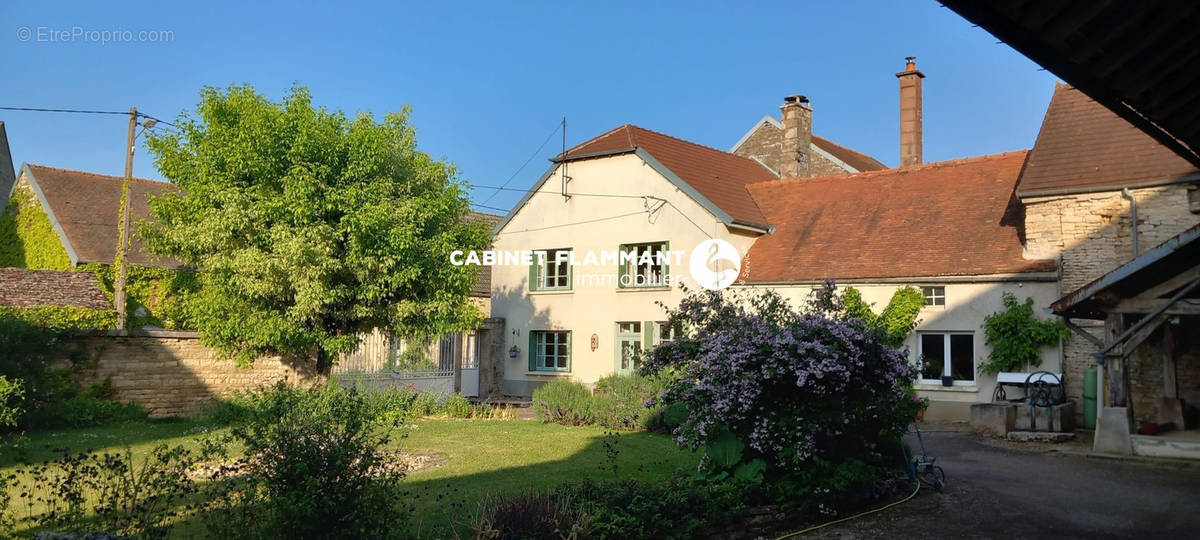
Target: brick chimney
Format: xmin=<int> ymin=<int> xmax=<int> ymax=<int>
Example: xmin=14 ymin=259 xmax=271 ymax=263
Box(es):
xmin=896 ymin=57 xmax=925 ymax=167
xmin=779 ymin=95 xmax=812 ymax=177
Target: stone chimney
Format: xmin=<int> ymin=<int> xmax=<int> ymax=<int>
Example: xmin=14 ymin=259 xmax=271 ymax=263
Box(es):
xmin=779 ymin=95 xmax=812 ymax=177
xmin=896 ymin=57 xmax=925 ymax=167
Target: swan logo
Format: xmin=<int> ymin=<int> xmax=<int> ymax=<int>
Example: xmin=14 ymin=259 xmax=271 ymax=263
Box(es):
xmin=688 ymin=239 xmax=741 ymax=291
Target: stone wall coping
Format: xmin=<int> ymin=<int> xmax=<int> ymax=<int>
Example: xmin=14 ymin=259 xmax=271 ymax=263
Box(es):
xmin=78 ymin=329 xmax=201 ymax=339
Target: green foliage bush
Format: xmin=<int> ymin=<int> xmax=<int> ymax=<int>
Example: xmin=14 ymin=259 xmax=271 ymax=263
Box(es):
xmin=533 ymin=380 xmax=596 ymax=426
xmin=83 ymin=263 xmax=200 ymax=330
xmin=0 ymin=309 xmax=142 ymax=430
xmin=203 ymin=382 xmax=487 ymax=427
xmin=204 ymin=382 xmax=409 ymax=539
xmin=2 ymin=440 xmax=229 ymax=538
xmin=472 ymin=476 xmax=749 ymax=540
xmin=981 ymin=292 xmax=1070 ymax=374
xmin=533 ymin=374 xmax=670 ymax=431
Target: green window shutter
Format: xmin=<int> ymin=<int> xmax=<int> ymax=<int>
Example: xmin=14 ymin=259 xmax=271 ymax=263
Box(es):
xmin=528 ymin=331 xmax=537 ymax=372
xmin=661 ymin=242 xmax=670 ymax=286
xmin=528 ymin=253 xmax=540 ymax=291
xmin=566 ymin=331 xmax=573 ymax=372
xmin=617 ymin=244 xmax=628 ymax=288
xmin=644 ymin=320 xmax=655 ymax=350
xmin=566 ymin=250 xmax=574 ymax=291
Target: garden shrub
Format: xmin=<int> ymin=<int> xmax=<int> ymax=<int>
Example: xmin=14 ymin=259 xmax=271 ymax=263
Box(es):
xmin=473 ymin=476 xmax=749 ymax=540
xmin=203 ymin=382 xmax=409 ymax=539
xmin=532 ymin=380 xmax=594 ymax=426
xmin=641 ymin=286 xmax=916 ymax=498
xmin=2 ymin=439 xmax=229 ymax=538
xmin=533 ymin=374 xmax=671 ymax=431
xmin=0 ymin=311 xmax=141 ymax=430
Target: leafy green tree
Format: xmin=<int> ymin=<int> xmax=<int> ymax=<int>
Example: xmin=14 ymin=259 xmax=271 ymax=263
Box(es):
xmin=142 ymin=85 xmax=489 ymax=371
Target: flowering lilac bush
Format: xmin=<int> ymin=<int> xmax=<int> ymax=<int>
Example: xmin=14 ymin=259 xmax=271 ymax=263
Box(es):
xmin=641 ymin=286 xmax=917 ymax=475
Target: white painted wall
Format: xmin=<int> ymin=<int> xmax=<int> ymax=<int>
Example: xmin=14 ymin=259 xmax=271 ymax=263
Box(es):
xmin=740 ymin=280 xmax=1063 ymax=412
xmin=490 ymin=153 xmax=757 ymax=395
xmin=490 ymin=153 xmax=1064 ymax=416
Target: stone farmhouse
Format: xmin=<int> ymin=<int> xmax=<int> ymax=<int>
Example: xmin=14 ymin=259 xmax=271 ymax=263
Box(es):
xmin=488 ymin=60 xmax=1065 ymax=421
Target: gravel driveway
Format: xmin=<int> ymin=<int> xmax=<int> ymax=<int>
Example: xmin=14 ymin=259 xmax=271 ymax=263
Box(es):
xmin=800 ymin=426 xmax=1200 ymax=539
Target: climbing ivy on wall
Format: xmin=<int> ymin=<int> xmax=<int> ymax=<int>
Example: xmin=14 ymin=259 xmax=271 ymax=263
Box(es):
xmin=0 ymin=187 xmax=72 ymax=270
xmin=81 ymin=263 xmax=200 ymax=330
xmin=0 ymin=305 xmax=117 ymax=331
xmin=980 ymin=293 xmax=1070 ymax=374
xmin=841 ymin=286 xmax=925 ymax=348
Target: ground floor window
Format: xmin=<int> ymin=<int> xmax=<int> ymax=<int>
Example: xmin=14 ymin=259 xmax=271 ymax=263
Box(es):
xmin=655 ymin=321 xmax=680 ymax=345
xmin=531 ymin=331 xmax=571 ymax=372
xmin=616 ymin=322 xmax=642 ymax=374
xmin=919 ymin=332 xmax=975 ymax=383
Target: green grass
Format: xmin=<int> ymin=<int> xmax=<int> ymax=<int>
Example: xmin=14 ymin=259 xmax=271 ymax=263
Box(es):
xmin=1 ymin=417 xmax=697 ymax=537
xmin=396 ymin=419 xmax=698 ymax=532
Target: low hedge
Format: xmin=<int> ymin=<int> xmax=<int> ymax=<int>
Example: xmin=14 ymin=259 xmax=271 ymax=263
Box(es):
xmin=532 ymin=374 xmax=668 ymax=431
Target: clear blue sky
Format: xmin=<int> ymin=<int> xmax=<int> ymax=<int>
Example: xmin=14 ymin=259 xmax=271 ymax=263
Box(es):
xmin=1 ymin=1 xmax=1059 ymax=213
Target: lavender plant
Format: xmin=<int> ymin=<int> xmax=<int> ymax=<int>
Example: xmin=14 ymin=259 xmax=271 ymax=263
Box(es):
xmin=641 ymin=285 xmax=917 ymax=475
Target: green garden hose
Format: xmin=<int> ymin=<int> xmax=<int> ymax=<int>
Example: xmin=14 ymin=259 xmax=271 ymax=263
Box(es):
xmin=773 ymin=481 xmax=921 ymax=539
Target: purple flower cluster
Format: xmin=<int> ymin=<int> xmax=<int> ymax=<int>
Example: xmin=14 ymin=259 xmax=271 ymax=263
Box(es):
xmin=641 ymin=287 xmax=917 ymax=471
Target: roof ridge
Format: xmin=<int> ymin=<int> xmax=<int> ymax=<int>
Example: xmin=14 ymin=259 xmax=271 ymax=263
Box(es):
xmin=26 ymin=163 xmax=169 ymax=186
xmin=747 ymin=149 xmax=1029 ymax=189
xmin=624 ymin=124 xmax=772 ymax=169
xmin=563 ymin=124 xmax=633 ymax=156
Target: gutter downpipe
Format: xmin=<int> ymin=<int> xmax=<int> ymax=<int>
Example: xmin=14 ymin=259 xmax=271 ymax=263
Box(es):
xmin=1121 ymin=188 xmax=1138 ymax=257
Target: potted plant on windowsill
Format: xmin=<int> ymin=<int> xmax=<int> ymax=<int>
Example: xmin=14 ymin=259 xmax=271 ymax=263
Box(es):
xmin=940 ymin=375 xmax=954 ymax=387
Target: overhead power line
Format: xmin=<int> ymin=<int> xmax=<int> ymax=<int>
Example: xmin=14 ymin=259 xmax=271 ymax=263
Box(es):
xmin=0 ymin=105 xmax=175 ymax=127
xmin=477 ymin=118 xmax=562 ymax=206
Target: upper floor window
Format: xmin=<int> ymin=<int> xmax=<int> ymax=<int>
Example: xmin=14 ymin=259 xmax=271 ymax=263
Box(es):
xmin=922 ymin=286 xmax=945 ymax=307
xmin=531 ymin=248 xmax=572 ymax=291
xmin=619 ymin=242 xmax=669 ymax=288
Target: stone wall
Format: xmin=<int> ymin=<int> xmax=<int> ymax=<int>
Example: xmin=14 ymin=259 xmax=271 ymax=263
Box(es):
xmin=1023 ymin=183 xmax=1200 ymax=411
xmin=69 ymin=330 xmax=321 ymax=418
xmin=733 ymin=122 xmax=850 ymax=178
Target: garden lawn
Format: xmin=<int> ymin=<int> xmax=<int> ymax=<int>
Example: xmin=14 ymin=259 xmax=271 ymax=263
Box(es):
xmin=395 ymin=419 xmax=699 ymax=530
xmin=2 ymin=417 xmax=697 ymax=537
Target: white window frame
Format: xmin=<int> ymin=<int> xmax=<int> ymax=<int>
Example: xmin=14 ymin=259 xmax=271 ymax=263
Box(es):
xmin=917 ymin=332 xmax=975 ymax=385
xmin=534 ymin=330 xmax=571 ymax=372
xmin=535 ymin=248 xmax=571 ymax=291
xmin=655 ymin=321 xmax=679 ymax=345
xmin=620 ymin=242 xmax=669 ymax=288
xmin=921 ymin=286 xmax=945 ymax=307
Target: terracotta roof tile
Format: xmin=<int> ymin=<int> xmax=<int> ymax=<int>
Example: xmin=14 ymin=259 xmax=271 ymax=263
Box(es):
xmin=1018 ymin=85 xmax=1200 ymax=197
xmin=25 ymin=164 xmax=182 ymax=268
xmin=563 ymin=125 xmax=776 ymax=228
xmin=742 ymin=151 xmax=1055 ymax=282
xmin=811 ymin=135 xmax=888 ymax=172
xmin=0 ymin=267 xmax=112 ymax=310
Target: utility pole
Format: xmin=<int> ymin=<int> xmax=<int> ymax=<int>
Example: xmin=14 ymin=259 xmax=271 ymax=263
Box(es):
xmin=114 ymin=106 xmax=137 ymax=330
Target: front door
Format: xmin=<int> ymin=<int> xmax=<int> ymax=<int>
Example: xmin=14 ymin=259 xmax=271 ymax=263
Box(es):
xmin=616 ymin=322 xmax=642 ymax=375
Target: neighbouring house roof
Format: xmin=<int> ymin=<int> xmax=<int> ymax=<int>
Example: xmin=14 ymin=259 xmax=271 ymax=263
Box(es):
xmin=1053 ymin=223 xmax=1200 ymax=320
xmin=0 ymin=267 xmax=111 ymax=310
xmin=557 ymin=124 xmax=778 ymax=230
xmin=468 ymin=211 xmax=502 ymax=297
xmin=1018 ymin=85 xmax=1200 ymax=198
xmin=741 ymin=150 xmax=1057 ymax=283
xmin=729 ymin=116 xmax=888 ymax=173
xmin=20 ymin=164 xmax=183 ymax=268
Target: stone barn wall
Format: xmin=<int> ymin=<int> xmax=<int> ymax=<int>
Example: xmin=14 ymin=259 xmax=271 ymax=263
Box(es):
xmin=68 ymin=330 xmax=321 ymax=418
